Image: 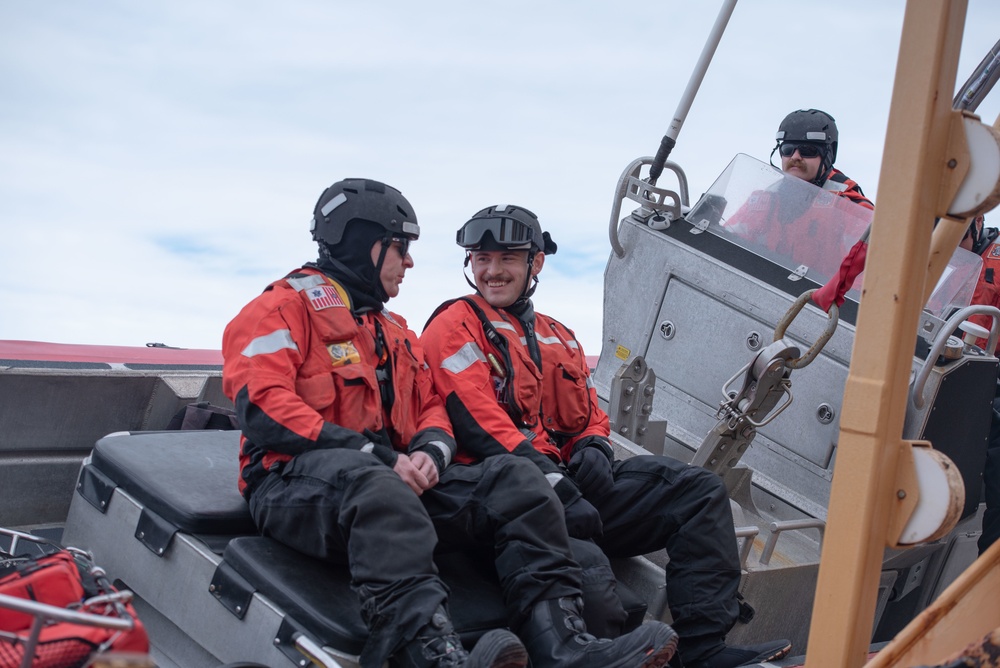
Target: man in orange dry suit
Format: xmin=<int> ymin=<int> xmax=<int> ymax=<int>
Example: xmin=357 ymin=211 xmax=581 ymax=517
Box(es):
xmin=221 ymin=179 xmax=677 ymax=668
xmin=961 ymin=214 xmax=1000 ymax=555
xmin=420 ymin=204 xmax=793 ymax=668
xmin=772 ymin=109 xmax=874 ymax=311
xmin=773 ymin=108 xmax=873 ymax=211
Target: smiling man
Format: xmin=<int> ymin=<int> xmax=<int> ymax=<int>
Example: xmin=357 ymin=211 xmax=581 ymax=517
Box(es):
xmin=421 ymin=204 xmax=791 ymax=668
xmin=772 ymin=108 xmax=873 ymax=210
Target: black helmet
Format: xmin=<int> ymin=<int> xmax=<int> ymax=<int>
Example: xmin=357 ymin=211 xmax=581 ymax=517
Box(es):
xmin=968 ymin=214 xmax=996 ymax=255
xmin=456 ymin=204 xmax=557 ymax=255
xmin=776 ymin=109 xmax=839 ymax=163
xmin=311 ymin=178 xmax=419 ymax=247
xmin=456 ymin=204 xmax=557 ymax=302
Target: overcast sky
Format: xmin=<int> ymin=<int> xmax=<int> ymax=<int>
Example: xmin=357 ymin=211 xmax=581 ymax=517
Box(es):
xmin=2 ymin=1 xmax=999 ymax=357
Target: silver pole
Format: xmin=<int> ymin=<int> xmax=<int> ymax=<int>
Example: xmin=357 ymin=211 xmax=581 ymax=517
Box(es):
xmin=649 ymin=0 xmax=739 ymax=184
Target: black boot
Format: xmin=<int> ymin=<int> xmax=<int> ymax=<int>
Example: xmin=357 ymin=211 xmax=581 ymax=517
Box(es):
xmin=396 ymin=606 xmax=528 ymax=668
xmin=469 ymin=629 xmax=529 ymax=668
xmin=679 ymin=639 xmax=792 ymax=668
xmin=519 ymin=596 xmax=678 ymax=668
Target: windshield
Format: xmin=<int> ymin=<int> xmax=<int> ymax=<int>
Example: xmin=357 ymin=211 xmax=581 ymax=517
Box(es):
xmin=686 ymin=153 xmax=981 ymax=315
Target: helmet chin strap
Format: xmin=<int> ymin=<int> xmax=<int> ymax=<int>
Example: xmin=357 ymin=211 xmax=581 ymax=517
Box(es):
xmin=371 ymin=236 xmax=392 ymax=303
xmin=811 ymin=151 xmax=833 ymax=188
xmin=522 ymin=252 xmax=540 ymax=299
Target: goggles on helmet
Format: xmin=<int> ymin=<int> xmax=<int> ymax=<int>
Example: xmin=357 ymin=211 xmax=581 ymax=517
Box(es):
xmin=778 ymin=142 xmax=824 ymax=158
xmin=456 ymin=215 xmax=539 ymax=251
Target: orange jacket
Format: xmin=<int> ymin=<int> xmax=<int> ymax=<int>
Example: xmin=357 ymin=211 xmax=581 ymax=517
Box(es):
xmin=223 ymin=267 xmax=454 ymax=495
xmin=421 ymin=296 xmax=607 ymax=473
xmin=724 ymin=176 xmax=873 ymax=280
xmin=823 ymin=168 xmax=874 ymax=210
xmin=969 ymin=241 xmax=1000 ymax=353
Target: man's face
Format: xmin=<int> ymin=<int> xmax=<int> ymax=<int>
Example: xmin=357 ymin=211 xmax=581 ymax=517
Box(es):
xmin=371 ymin=238 xmax=413 ymax=299
xmin=780 ymin=142 xmax=823 ymax=182
xmin=470 ymin=249 xmax=543 ymax=308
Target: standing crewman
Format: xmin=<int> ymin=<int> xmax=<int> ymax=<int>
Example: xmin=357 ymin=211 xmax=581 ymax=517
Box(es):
xmin=222 ymin=179 xmax=678 ymax=668
xmin=772 ymin=108 xmax=873 ymax=210
xmin=961 ymin=214 xmax=1000 ymax=555
xmin=769 ymin=110 xmax=874 ymax=311
xmin=421 ymin=204 xmax=792 ymax=668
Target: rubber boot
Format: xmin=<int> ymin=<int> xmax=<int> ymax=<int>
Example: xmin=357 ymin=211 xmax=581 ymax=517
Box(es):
xmin=396 ymin=606 xmax=528 ymax=668
xmin=519 ymin=596 xmax=678 ymax=668
xmin=679 ymin=639 xmax=792 ymax=668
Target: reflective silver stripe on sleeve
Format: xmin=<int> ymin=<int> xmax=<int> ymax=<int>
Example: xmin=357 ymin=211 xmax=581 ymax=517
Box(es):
xmin=440 ymin=341 xmax=487 ymax=374
xmin=545 ymin=472 xmax=564 ymax=487
xmin=286 ymin=274 xmax=326 ymax=292
xmin=361 ymin=442 xmax=374 ymax=453
xmin=429 ymin=440 xmax=453 ymax=468
xmin=242 ymin=329 xmax=299 ymax=357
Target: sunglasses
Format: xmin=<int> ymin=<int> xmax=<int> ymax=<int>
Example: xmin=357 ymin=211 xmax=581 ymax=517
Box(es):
xmin=388 ymin=236 xmax=412 ymax=256
xmin=779 ymin=142 xmax=824 ymax=159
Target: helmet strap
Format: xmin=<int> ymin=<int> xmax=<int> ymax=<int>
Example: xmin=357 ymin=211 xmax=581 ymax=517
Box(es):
xmin=462 ymin=253 xmax=479 ymax=293
xmin=521 ymin=251 xmax=539 ymax=299
xmin=812 ymin=148 xmax=834 ymax=187
xmin=371 ymin=236 xmax=392 ymax=302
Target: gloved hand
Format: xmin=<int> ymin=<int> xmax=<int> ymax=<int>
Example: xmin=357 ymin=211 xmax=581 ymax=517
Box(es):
xmin=563 ymin=495 xmax=603 ymax=540
xmin=568 ymin=446 xmax=614 ymax=498
xmin=361 ymin=428 xmax=398 ymax=467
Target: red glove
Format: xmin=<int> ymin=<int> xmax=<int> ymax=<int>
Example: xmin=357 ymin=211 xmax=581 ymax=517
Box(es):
xmin=812 ymin=240 xmax=868 ymax=311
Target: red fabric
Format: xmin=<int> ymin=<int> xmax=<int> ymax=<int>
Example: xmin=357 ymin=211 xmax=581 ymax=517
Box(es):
xmin=824 ymin=168 xmax=874 ymax=210
xmin=421 ymin=295 xmax=608 ymax=464
xmin=0 ymin=551 xmax=149 ymax=666
xmin=968 ymin=241 xmax=1000 ymax=352
xmin=811 ymin=240 xmax=868 ymax=311
xmin=222 ymin=268 xmax=453 ymax=494
xmin=0 ymin=553 xmax=83 ymax=632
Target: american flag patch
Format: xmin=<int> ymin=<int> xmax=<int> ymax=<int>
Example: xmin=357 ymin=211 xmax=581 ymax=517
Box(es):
xmin=307 ymin=285 xmax=346 ymax=310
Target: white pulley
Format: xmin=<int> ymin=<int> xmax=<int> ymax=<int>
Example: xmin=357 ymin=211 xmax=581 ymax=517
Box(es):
xmin=948 ymin=115 xmax=1000 ymax=218
xmin=897 ymin=447 xmax=965 ymax=545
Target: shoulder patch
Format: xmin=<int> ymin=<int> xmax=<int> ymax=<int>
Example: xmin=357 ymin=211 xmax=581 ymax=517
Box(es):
xmin=306 ymin=285 xmax=347 ymax=310
xmin=990 ymin=244 xmax=1000 ymax=259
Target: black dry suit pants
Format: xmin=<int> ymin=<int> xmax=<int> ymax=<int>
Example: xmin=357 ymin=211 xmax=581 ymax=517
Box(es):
xmin=248 ymin=450 xmax=585 ymax=668
xmin=583 ymin=454 xmax=743 ymax=658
